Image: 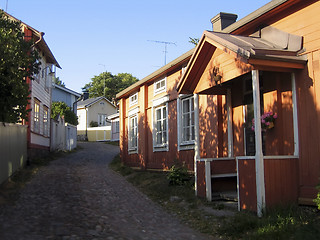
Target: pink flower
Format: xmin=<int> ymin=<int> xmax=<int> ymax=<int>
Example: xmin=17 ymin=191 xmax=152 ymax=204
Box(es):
xmin=266 ymin=122 xmax=270 ymax=126
xmin=273 ymin=113 xmax=278 ymax=119
xmin=261 ymin=119 xmax=265 ymax=123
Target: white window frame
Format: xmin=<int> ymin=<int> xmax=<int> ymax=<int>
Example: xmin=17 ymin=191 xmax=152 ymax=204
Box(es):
xmin=115 ymin=120 xmax=120 ymax=133
xmin=128 ymin=114 xmax=138 ymax=154
xmin=154 ymin=77 xmax=166 ymax=95
xmin=177 ymin=95 xmax=195 ymax=151
xmin=33 ymin=99 xmax=40 ymax=133
xmin=43 ymin=106 xmax=49 ymax=137
xmin=129 ymin=92 xmax=138 ymax=107
xmin=152 ymin=96 xmax=169 ymax=152
xmin=98 ymin=114 xmax=107 ymax=126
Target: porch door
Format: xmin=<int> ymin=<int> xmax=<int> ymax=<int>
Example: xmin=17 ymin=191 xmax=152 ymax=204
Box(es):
xmin=243 ymin=76 xmax=265 ymax=156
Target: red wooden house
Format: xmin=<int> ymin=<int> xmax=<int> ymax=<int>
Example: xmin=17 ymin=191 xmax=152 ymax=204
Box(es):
xmin=117 ymin=0 xmax=320 ymax=216
xmin=178 ymin=0 xmax=320 ymax=216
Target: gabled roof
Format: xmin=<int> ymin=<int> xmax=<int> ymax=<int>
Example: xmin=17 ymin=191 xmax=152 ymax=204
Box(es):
xmin=177 ymin=26 xmax=307 ymax=94
xmin=52 ymin=84 xmax=81 ymax=98
xmin=2 ymin=11 xmax=61 ymax=69
xmin=77 ymin=96 xmax=116 ymax=109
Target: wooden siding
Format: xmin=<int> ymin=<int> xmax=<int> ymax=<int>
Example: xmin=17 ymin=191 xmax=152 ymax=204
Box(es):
xmin=264 ymin=158 xmax=299 ymax=207
xmin=269 ymin=1 xmax=320 ymax=201
xmin=196 ymin=162 xmax=206 ymax=198
xmin=238 ymin=159 xmax=257 ymax=211
xmin=121 ymin=64 xmax=196 ymax=171
xmin=195 ymin=48 xmax=253 ymax=94
xmin=238 ymin=157 xmax=299 ymax=211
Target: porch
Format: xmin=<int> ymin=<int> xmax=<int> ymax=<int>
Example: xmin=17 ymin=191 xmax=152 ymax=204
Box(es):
xmin=178 ymin=27 xmax=306 ymax=216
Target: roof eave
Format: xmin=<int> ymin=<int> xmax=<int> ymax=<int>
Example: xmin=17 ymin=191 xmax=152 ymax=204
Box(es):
xmin=222 ymin=0 xmax=290 ymax=34
xmin=116 ymin=48 xmax=195 ymax=99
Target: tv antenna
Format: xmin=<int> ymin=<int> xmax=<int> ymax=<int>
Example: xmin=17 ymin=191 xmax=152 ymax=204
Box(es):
xmin=148 ymin=40 xmax=176 ymax=66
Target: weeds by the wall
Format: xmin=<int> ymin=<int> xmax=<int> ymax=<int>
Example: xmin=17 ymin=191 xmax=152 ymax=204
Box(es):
xmin=110 ymin=154 xmax=320 ymax=240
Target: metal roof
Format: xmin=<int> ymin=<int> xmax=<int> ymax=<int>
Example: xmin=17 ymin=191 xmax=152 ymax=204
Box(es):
xmin=204 ymin=27 xmax=307 ymax=63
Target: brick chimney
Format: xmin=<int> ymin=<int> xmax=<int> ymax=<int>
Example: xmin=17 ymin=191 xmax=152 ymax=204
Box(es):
xmin=211 ymin=12 xmax=238 ymax=32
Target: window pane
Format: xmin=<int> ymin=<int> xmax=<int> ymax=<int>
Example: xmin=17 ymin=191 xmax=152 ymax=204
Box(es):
xmin=191 ymin=126 xmax=195 ymax=140
xmin=182 ymin=99 xmax=189 ymax=113
xmin=191 ymin=98 xmax=194 ymax=111
xmin=157 ymin=132 xmax=162 ymax=144
xmin=156 ymin=109 xmax=161 ymax=120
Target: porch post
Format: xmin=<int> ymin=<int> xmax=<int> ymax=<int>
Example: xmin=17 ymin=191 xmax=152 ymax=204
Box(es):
xmin=252 ymin=70 xmax=266 ymax=217
xmin=291 ymin=72 xmax=299 ymax=157
xmin=194 ymin=93 xmax=200 ymax=196
xmin=205 ymin=160 xmax=212 ymax=201
xmin=227 ymin=88 xmax=233 ymax=157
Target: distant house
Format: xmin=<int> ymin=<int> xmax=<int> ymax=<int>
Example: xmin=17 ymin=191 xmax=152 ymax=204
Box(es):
xmin=52 ymin=83 xmax=81 ymax=113
xmin=108 ymin=112 xmax=120 ymax=141
xmin=4 ymin=11 xmax=61 ymax=158
xmin=77 ymin=96 xmax=117 ymax=141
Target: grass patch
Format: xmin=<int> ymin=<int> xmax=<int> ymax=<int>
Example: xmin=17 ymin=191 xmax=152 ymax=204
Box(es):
xmin=109 ymin=154 xmax=320 ymax=239
xmin=109 ymin=154 xmax=133 ymax=176
xmin=218 ymin=205 xmax=320 ymax=239
xmin=105 ymin=141 xmax=119 ymax=146
xmin=0 ymin=148 xmax=79 ymax=206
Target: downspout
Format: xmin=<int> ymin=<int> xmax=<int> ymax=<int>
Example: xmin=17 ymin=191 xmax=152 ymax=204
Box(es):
xmin=31 ymin=31 xmax=44 ymax=49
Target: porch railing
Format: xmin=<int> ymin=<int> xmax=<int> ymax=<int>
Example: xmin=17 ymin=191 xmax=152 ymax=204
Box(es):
xmin=197 ymin=155 xmax=299 ymax=211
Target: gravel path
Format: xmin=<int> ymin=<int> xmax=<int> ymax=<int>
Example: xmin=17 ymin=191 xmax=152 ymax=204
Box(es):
xmin=0 ymin=142 xmax=210 ymax=240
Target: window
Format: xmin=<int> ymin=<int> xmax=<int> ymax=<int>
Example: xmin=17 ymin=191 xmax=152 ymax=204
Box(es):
xmin=129 ymin=92 xmax=138 ymax=106
xmin=98 ymin=114 xmax=107 ymax=126
xmin=43 ymin=106 xmax=49 ymax=137
xmin=34 ymin=99 xmax=40 ymax=133
xmin=243 ymin=75 xmax=265 ymax=156
xmin=153 ymin=104 xmax=168 ymax=151
xmin=181 ymin=96 xmax=195 ymax=143
xmin=154 ymin=77 xmax=166 ymax=95
xmin=178 ymin=95 xmax=195 ymax=150
xmin=128 ymin=115 xmax=138 ymax=152
xmin=115 ymin=121 xmax=120 ymax=133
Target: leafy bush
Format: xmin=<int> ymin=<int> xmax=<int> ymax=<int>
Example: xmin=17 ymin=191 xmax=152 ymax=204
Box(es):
xmin=167 ymin=164 xmax=190 ymax=186
xmin=89 ymin=121 xmax=98 ymax=127
xmin=51 ymin=101 xmax=78 ymax=125
xmin=314 ymin=183 xmax=320 ymax=210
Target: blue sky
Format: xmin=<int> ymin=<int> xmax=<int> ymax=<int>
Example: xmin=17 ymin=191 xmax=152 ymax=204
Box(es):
xmin=2 ymin=0 xmax=270 ymax=93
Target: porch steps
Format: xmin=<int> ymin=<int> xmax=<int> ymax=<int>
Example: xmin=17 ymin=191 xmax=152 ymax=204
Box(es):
xmin=212 ymin=191 xmax=238 ymax=202
xmin=211 ymin=173 xmax=237 ymax=178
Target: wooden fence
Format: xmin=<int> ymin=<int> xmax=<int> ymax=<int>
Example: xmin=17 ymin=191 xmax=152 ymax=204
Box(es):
xmin=0 ymin=123 xmax=27 ymax=185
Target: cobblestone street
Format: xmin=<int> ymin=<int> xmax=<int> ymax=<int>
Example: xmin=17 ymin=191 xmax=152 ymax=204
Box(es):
xmin=0 ymin=142 xmax=209 ymax=240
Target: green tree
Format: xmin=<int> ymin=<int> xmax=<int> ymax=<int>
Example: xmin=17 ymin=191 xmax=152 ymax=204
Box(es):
xmin=189 ymin=37 xmax=200 ymax=46
xmin=82 ymin=72 xmax=139 ymax=101
xmin=51 ymin=101 xmax=78 ymax=125
xmin=0 ymin=10 xmax=40 ymax=123
xmin=53 ymin=76 xmax=65 ymax=87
